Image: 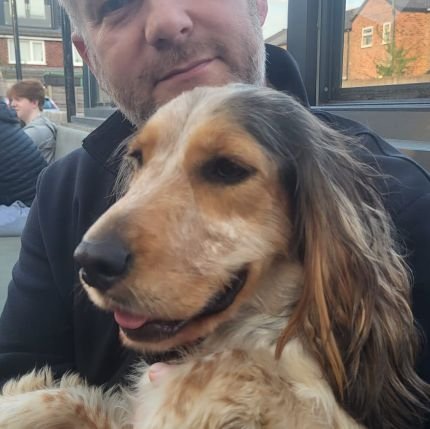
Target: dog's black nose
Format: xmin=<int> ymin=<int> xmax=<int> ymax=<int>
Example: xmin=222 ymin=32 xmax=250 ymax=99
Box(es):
xmin=74 ymin=235 xmax=131 ymax=292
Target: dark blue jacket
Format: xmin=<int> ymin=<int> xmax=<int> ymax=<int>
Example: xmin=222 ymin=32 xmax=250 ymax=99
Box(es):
xmin=0 ymin=46 xmax=429 ymax=421
xmin=0 ymin=102 xmax=47 ymax=206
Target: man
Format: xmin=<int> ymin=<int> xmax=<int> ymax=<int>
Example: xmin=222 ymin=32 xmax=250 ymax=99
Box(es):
xmin=0 ymin=99 xmax=47 ymax=235
xmin=8 ymin=79 xmax=57 ymax=164
xmin=0 ymin=0 xmax=428 ymax=419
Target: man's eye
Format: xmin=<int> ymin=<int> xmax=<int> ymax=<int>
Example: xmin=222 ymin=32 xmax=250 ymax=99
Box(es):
xmin=200 ymin=157 xmax=255 ymax=186
xmin=99 ymin=0 xmax=129 ymax=17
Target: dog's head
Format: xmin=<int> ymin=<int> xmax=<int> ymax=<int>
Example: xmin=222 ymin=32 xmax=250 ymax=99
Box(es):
xmin=75 ymin=84 xmax=428 ymax=427
xmin=76 ymin=85 xmax=293 ymax=352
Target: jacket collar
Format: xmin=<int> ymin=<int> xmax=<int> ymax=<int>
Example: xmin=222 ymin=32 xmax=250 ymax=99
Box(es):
xmin=83 ymin=44 xmax=309 ymax=173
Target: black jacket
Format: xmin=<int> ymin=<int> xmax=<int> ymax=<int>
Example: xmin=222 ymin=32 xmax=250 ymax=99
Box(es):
xmin=0 ymin=46 xmax=429 ymax=405
xmin=0 ymin=102 xmax=47 ymax=206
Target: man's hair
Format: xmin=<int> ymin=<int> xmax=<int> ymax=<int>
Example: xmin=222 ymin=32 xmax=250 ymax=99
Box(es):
xmin=7 ymin=79 xmax=46 ymax=110
xmin=57 ymin=1 xmax=85 ymax=38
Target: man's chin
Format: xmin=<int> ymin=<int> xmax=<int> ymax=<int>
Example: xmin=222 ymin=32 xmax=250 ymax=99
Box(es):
xmin=153 ymin=66 xmax=239 ymax=109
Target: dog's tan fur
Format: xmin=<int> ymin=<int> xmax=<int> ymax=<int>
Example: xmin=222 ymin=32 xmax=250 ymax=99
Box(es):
xmin=0 ymin=85 xmax=428 ymax=428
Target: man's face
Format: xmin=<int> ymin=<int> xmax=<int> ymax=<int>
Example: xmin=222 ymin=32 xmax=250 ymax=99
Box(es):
xmin=74 ymin=0 xmax=268 ymax=125
xmin=10 ymin=97 xmax=38 ymax=124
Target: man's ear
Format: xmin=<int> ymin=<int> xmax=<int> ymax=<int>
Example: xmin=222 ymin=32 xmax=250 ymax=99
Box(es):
xmin=72 ymin=33 xmax=95 ymax=73
xmin=256 ymin=0 xmax=268 ymax=26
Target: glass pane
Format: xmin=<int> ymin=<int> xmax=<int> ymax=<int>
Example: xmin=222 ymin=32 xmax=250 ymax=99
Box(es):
xmin=8 ymin=39 xmax=31 ymax=64
xmin=6 ymin=0 xmax=53 ymax=28
xmin=343 ymin=0 xmax=430 ymax=87
xmin=20 ymin=40 xmax=30 ymax=63
xmin=263 ymin=0 xmax=288 ymax=49
xmin=29 ymin=0 xmax=46 ymax=18
xmin=31 ymin=42 xmax=44 ymax=63
xmin=15 ymin=0 xmax=26 ymax=17
xmin=7 ymin=39 xmax=15 ymax=63
xmin=0 ymin=4 xmax=85 ymax=116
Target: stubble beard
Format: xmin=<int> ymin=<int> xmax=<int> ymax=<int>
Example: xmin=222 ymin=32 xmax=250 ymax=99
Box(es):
xmin=88 ymin=15 xmax=266 ymax=126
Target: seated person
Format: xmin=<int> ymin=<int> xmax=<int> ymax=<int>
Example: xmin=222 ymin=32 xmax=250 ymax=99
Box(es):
xmin=8 ymin=80 xmax=57 ymax=164
xmin=0 ymin=99 xmax=47 ymax=235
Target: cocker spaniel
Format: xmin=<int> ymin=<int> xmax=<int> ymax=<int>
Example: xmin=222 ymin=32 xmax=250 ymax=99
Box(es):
xmin=1 ymin=85 xmax=429 ymax=429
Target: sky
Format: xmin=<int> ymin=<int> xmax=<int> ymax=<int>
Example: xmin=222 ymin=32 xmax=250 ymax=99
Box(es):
xmin=346 ymin=0 xmax=366 ymax=9
xmin=263 ymin=0 xmax=365 ymax=39
xmin=263 ymin=0 xmax=288 ymax=39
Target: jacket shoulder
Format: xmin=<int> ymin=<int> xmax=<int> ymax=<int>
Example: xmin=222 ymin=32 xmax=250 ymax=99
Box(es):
xmin=37 ymin=147 xmax=116 ymax=210
xmin=312 ymin=109 xmax=430 ymax=215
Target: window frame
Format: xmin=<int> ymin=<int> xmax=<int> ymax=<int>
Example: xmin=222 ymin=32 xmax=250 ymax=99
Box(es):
xmin=313 ymin=0 xmax=430 ymax=104
xmin=382 ymin=22 xmax=391 ymax=45
xmin=361 ymin=26 xmax=373 ymax=48
xmin=7 ymin=38 xmax=46 ymax=65
xmin=287 ymin=0 xmax=429 ymax=169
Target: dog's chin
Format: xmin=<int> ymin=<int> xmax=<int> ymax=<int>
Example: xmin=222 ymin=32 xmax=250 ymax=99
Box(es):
xmin=113 ymin=268 xmax=249 ymax=353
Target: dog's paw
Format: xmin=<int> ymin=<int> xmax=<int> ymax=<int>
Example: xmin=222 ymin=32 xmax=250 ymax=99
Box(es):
xmin=0 ymin=368 xmax=132 ymax=429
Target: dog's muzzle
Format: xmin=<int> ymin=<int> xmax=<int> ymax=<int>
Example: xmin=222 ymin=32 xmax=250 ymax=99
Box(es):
xmin=117 ymin=268 xmax=249 ymax=343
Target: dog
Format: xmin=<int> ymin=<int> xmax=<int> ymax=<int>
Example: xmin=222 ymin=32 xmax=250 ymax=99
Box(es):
xmin=0 ymin=84 xmax=429 ymax=428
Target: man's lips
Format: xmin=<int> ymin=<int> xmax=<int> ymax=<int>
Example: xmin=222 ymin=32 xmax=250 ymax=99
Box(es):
xmin=114 ymin=268 xmax=249 ymax=344
xmin=158 ymin=58 xmax=214 ymax=83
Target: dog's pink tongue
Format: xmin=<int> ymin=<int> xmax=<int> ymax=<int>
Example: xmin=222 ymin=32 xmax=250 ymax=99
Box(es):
xmin=114 ymin=310 xmax=148 ymax=330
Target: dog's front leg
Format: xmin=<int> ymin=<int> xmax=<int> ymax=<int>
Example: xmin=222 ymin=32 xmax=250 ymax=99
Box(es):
xmin=0 ymin=367 xmax=132 ymax=429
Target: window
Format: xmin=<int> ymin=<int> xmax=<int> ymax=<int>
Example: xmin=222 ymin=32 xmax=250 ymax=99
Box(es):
xmin=14 ymin=0 xmax=46 ymax=19
xmin=361 ymin=27 xmax=373 ymax=48
xmin=3 ymin=0 xmax=53 ymax=28
xmin=336 ymin=0 xmax=430 ymax=97
xmin=382 ymin=22 xmax=391 ymax=45
xmin=287 ymin=0 xmax=429 ymax=169
xmin=7 ymin=39 xmax=46 ymax=65
xmin=28 ymin=0 xmax=45 ymax=18
xmin=286 ymin=0 xmax=430 ymax=103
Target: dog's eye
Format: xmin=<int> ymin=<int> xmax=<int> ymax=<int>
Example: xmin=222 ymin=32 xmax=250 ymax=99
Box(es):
xmin=128 ymin=149 xmax=143 ymax=167
xmin=201 ymin=157 xmax=255 ymax=185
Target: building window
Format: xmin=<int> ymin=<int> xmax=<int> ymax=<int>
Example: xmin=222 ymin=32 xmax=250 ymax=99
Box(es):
xmin=382 ymin=22 xmax=391 ymax=44
xmin=15 ymin=0 xmax=45 ymax=18
xmin=7 ymin=39 xmax=46 ymax=65
xmin=314 ymin=1 xmax=430 ymax=102
xmin=361 ymin=27 xmax=373 ymax=48
xmin=3 ymin=0 xmax=53 ymax=28
xmin=339 ymin=1 xmax=430 ymax=95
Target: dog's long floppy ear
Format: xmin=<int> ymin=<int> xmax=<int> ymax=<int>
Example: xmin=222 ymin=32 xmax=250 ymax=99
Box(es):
xmin=109 ymin=132 xmax=139 ymax=200
xmin=224 ymin=86 xmax=429 ymax=429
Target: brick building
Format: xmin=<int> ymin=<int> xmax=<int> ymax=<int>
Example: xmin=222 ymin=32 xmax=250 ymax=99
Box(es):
xmin=0 ymin=0 xmax=83 ymax=111
xmin=343 ymin=0 xmax=430 ymax=86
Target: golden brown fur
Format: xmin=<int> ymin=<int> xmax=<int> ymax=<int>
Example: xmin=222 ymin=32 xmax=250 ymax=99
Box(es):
xmin=0 ymin=85 xmax=428 ymax=428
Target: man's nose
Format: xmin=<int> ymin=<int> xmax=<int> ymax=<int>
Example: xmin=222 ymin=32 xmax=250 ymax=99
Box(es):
xmin=144 ymin=1 xmax=194 ymax=49
xmin=74 ymin=234 xmax=131 ymax=292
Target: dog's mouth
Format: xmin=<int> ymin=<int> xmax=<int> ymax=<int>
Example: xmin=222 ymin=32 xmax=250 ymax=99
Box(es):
xmin=114 ymin=268 xmax=249 ymax=343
